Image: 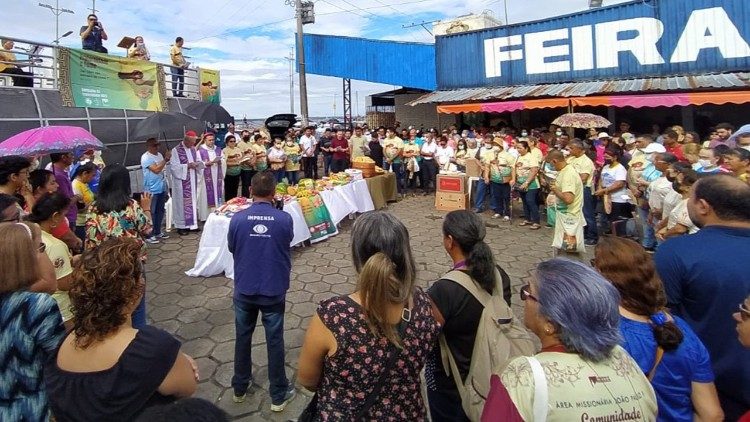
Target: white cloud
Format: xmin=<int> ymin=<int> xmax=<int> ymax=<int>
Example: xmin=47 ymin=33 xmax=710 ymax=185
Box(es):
xmin=6 ymin=0 xmax=631 ymax=118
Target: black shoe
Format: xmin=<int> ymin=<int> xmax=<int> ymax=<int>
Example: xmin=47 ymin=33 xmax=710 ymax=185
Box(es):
xmin=177 ymin=229 xmax=189 ymax=236
xmin=189 ymin=228 xmax=201 ymax=233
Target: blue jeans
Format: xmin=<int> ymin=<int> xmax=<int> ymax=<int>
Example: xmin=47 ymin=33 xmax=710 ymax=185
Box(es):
xmin=392 ymin=162 xmax=405 ymax=194
xmin=286 ymin=171 xmax=299 ymax=185
xmin=583 ymin=187 xmax=598 ymax=242
xmin=491 ymin=182 xmax=511 ymax=216
xmin=323 ymin=155 xmax=333 ymax=176
xmin=274 ymin=169 xmax=285 ymax=183
xmin=521 ymin=188 xmax=540 ymax=223
xmin=171 ymin=67 xmax=184 ymax=96
xmin=637 ymin=205 xmax=656 ymax=248
xmin=474 ymin=180 xmax=489 ymax=211
xmin=150 ymin=191 xmax=167 ymax=237
xmin=232 ymin=297 xmax=289 ymax=403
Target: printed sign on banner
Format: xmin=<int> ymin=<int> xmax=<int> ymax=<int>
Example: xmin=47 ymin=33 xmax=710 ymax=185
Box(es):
xmin=297 ymin=193 xmax=338 ymax=243
xmin=58 ymin=48 xmax=167 ymax=111
xmin=199 ymin=68 xmax=221 ymax=104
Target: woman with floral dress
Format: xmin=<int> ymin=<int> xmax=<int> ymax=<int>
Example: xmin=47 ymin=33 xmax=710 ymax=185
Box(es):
xmin=85 ymin=164 xmax=152 ymax=328
xmin=297 ymin=211 xmax=440 ymax=420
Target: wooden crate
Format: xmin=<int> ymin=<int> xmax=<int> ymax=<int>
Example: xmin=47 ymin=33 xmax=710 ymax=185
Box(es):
xmin=437 ymin=174 xmax=468 ymax=194
xmin=435 ymin=192 xmax=469 ymax=211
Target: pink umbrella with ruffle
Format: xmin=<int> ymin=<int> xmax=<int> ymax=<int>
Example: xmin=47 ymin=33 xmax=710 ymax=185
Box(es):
xmin=0 ymin=125 xmax=104 ymax=156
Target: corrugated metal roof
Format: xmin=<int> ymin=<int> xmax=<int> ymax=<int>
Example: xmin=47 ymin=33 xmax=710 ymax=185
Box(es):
xmin=408 ymin=72 xmax=750 ymax=105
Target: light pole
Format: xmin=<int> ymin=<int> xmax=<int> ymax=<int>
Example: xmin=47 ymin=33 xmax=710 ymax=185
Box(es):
xmin=285 ymin=50 xmax=295 ymax=114
xmin=295 ymin=0 xmax=310 ymax=126
xmin=54 ymin=30 xmax=74 ymax=45
xmin=39 ymin=0 xmax=75 ymax=46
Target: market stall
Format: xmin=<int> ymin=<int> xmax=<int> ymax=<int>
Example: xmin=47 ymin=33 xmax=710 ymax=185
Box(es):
xmin=186 ymin=178 xmax=375 ymax=279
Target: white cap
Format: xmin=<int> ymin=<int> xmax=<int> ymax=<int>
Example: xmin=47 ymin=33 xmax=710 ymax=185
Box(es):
xmin=598 ymin=132 xmax=611 ymax=139
xmin=642 ymin=143 xmax=666 ymax=154
xmin=622 ymin=132 xmax=636 ymax=145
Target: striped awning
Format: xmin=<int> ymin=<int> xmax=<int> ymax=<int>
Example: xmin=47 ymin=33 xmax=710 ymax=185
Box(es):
xmin=432 ymin=90 xmax=750 ymax=114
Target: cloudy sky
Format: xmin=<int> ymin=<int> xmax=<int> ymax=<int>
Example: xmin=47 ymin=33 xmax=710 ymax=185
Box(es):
xmin=7 ymin=0 xmax=628 ymax=119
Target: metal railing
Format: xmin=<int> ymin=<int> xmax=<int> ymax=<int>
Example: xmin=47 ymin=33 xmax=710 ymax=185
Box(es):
xmin=0 ymin=35 xmax=200 ymax=99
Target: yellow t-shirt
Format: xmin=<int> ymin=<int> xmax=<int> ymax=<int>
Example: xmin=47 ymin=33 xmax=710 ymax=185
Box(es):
xmin=41 ymin=231 xmax=73 ymax=322
xmin=555 ymin=164 xmax=583 ymax=217
xmin=567 ymin=154 xmax=595 ymax=188
xmin=284 ymin=143 xmax=301 ymax=171
xmin=501 ymin=346 xmax=657 ymax=422
xmin=478 ymin=146 xmax=500 ymax=164
xmin=170 ymin=45 xmax=185 ymax=67
xmin=72 ymin=179 xmax=95 ymax=226
xmin=516 ymin=153 xmax=540 ymax=189
xmin=383 ymin=137 xmax=404 ymax=162
xmin=0 ymin=48 xmax=17 ymax=72
xmin=252 ymin=143 xmax=268 ymax=171
xmin=403 ymin=143 xmax=420 ymax=158
xmin=530 ymin=147 xmax=544 ymax=165
xmin=349 ymin=135 xmax=368 ymax=160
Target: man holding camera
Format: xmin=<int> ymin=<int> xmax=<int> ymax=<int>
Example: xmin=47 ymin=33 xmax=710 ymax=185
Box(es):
xmin=80 ymin=14 xmax=108 ymax=53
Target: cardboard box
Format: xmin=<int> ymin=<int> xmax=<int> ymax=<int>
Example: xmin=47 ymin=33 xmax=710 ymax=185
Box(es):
xmin=435 ymin=192 xmax=470 ymax=211
xmin=437 ymin=174 xmax=468 ymax=194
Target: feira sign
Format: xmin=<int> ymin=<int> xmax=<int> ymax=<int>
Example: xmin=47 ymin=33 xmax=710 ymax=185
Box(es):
xmin=484 ymin=7 xmax=749 ymax=78
xmin=435 ymin=0 xmax=750 ymax=90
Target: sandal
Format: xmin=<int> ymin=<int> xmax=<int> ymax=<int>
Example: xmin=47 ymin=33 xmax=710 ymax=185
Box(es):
xmin=529 ymin=223 xmax=541 ymax=230
xmin=518 ymin=221 xmax=531 ymax=226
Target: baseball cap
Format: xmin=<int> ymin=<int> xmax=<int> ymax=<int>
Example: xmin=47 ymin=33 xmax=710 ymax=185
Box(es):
xmin=642 ymin=143 xmax=666 ymax=154
xmin=598 ymin=132 xmax=611 ymax=139
xmin=622 ymin=132 xmax=636 ymax=145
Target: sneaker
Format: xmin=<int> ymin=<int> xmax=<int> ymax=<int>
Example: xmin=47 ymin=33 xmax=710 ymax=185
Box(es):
xmin=145 ymin=236 xmax=159 ymax=244
xmin=492 ymin=213 xmax=501 ymax=219
xmin=232 ymin=392 xmax=246 ymax=403
xmin=157 ymin=233 xmax=170 ymax=239
xmin=473 ymin=208 xmax=484 ymax=214
xmin=503 ymin=216 xmax=510 ymax=221
xmin=270 ymin=388 xmax=297 ymax=412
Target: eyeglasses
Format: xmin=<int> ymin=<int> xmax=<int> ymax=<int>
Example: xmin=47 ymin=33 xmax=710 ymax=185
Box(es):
xmin=520 ymin=285 xmax=539 ymax=302
xmin=740 ymin=302 xmax=750 ymax=321
xmin=38 ymin=243 xmax=46 ymax=253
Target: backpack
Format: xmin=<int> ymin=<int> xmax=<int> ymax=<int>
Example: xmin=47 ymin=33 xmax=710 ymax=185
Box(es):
xmin=438 ymin=269 xmax=536 ymax=422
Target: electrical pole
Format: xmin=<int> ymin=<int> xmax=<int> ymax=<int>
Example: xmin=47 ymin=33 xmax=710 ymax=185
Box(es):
xmin=39 ymin=0 xmax=75 ymax=46
xmin=295 ymin=0 xmax=310 ymax=126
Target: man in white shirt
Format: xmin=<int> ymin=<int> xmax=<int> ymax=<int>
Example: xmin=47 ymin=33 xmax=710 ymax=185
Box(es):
xmin=647 ymin=153 xmax=679 ymax=237
xmin=434 ymin=136 xmax=455 ymax=171
xmin=224 ymin=123 xmax=238 ymax=144
xmin=299 ymin=126 xmax=318 ymax=179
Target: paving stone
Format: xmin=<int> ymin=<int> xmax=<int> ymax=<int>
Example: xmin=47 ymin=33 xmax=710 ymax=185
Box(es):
xmin=177 ymin=321 xmax=213 ymax=340
xmin=182 ymin=337 xmax=215 ymax=358
xmin=142 ymin=194 xmax=555 ymax=420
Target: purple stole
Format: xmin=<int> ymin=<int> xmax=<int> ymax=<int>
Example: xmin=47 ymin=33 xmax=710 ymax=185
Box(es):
xmin=177 ymin=144 xmax=197 ymax=227
xmin=199 ymin=146 xmax=224 ymax=207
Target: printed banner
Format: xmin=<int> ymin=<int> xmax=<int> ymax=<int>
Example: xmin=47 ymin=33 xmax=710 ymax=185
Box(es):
xmin=199 ymin=68 xmax=221 ymax=104
xmin=58 ymin=48 xmax=167 ymax=111
xmin=297 ymin=193 xmax=337 ymax=243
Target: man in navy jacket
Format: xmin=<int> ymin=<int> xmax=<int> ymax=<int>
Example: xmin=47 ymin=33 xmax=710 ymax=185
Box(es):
xmin=228 ymin=171 xmax=296 ymax=412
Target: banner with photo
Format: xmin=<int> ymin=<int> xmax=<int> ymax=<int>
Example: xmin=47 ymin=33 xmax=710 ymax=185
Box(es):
xmin=58 ymin=48 xmax=167 ymax=111
xmin=199 ymin=68 xmax=221 ymax=104
xmin=297 ymin=193 xmax=338 ymax=243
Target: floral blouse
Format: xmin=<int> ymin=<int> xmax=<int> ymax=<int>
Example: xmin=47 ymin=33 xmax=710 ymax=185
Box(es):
xmin=85 ymin=199 xmax=152 ymax=253
xmin=314 ymin=289 xmax=440 ymax=421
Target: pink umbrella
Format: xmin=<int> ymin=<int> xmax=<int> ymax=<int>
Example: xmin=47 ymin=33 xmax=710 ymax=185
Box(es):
xmin=0 ymin=125 xmax=104 ymax=156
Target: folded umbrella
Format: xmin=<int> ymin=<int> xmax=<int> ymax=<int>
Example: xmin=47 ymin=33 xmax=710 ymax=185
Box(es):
xmin=184 ymin=102 xmax=232 ymax=124
xmin=0 ymin=125 xmax=104 ymax=156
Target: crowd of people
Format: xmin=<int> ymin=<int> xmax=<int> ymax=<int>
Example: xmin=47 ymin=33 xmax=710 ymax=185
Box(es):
xmin=0 ymin=116 xmax=749 ymax=421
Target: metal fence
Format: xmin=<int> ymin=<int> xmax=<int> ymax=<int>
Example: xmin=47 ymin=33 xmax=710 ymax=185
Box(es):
xmin=0 ymin=35 xmax=200 ymax=99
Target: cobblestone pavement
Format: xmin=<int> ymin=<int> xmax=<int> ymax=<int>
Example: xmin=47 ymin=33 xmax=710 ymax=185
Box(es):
xmin=144 ymin=195 xmax=591 ymax=420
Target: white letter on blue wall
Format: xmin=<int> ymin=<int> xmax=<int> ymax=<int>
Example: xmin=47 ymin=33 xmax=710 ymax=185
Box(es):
xmin=571 ymin=25 xmax=594 ymax=71
xmin=484 ymin=35 xmax=523 ymax=78
xmin=525 ymin=28 xmax=570 ymax=75
xmin=670 ymin=7 xmax=750 ymax=63
xmin=595 ymin=17 xmax=665 ymax=69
